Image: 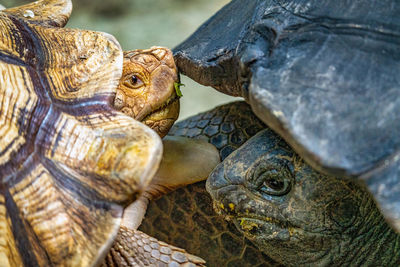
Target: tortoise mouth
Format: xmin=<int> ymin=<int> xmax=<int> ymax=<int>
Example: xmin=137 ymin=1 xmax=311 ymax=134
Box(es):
xmin=142 ymin=94 xmax=180 ymax=122
xmin=212 ymin=200 xmax=293 ymax=241
xmin=142 ymin=94 xmax=180 ymax=137
xmin=227 ymin=212 xmax=325 ymax=244
xmin=232 ymin=216 xmax=291 ymax=241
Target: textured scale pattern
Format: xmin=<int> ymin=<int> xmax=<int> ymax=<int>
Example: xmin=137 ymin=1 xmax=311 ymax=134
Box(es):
xmin=102 ymin=227 xmax=205 ymax=267
xmin=0 ymin=1 xmax=162 ymax=266
xmin=140 ymin=102 xmax=279 ymax=266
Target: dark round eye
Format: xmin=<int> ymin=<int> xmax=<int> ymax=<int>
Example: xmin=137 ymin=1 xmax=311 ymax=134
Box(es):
xmin=259 ymin=169 xmax=291 ymax=196
xmin=250 ymin=158 xmax=293 ymax=196
xmin=123 ymin=74 xmax=144 ymax=89
xmin=131 ymin=75 xmax=138 ymax=84
xmin=264 ymin=170 xmax=285 ymax=190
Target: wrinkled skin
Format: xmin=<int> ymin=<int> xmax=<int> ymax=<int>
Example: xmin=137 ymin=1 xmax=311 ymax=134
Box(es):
xmin=207 ymin=127 xmax=400 ymax=266
xmin=140 ymin=102 xmax=278 ymax=266
xmin=115 ymin=47 xmax=180 ymax=137
xmin=142 ymin=101 xmax=400 ymax=266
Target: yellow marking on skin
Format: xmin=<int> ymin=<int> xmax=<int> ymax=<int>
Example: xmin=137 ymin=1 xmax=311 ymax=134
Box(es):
xmin=239 ymin=219 xmax=259 ymax=232
xmin=265 ymin=217 xmax=273 ymax=222
xmin=289 ymin=227 xmax=295 ymax=236
xmin=219 ymin=203 xmax=225 ymax=210
xmin=228 ymin=203 xmax=235 ymax=211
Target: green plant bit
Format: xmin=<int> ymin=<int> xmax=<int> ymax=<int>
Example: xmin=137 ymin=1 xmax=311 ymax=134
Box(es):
xmin=174 ymin=82 xmax=185 ymax=97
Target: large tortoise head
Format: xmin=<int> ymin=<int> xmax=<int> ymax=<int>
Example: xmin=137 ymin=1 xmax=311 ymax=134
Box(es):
xmin=207 ymin=128 xmax=399 ymax=265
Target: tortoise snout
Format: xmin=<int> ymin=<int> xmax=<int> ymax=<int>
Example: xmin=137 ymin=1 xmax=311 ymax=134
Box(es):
xmin=206 ymin=163 xmax=227 ymax=194
xmin=206 ymin=163 xmax=244 ymax=216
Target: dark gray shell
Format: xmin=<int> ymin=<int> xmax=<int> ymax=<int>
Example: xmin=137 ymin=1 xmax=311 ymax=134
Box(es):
xmin=173 ymin=0 xmax=400 ymax=231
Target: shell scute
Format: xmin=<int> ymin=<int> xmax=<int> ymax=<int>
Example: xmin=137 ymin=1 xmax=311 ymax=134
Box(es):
xmin=5 ymin=160 xmax=123 ymax=266
xmin=0 ymin=53 xmax=39 ymax=167
xmin=0 ymin=1 xmax=163 ymax=266
xmin=2 ymin=0 xmax=72 ymax=28
xmin=0 ymin=194 xmax=23 ymax=267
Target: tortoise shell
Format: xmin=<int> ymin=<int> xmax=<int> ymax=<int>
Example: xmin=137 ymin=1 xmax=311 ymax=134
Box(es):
xmin=173 ymin=0 xmax=400 ymax=232
xmin=0 ymin=0 xmax=162 ymax=266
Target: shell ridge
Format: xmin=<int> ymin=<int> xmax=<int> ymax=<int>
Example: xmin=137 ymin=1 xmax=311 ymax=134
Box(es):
xmin=6 ymin=15 xmax=53 ymax=103
xmin=0 ymin=70 xmax=47 ymax=178
xmin=2 ymin=0 xmax=73 ymax=28
xmin=3 ymin=151 xmax=37 ymax=186
xmin=42 ymin=157 xmax=124 ymax=208
xmin=5 ymin=153 xmax=124 ymax=266
xmin=51 ymin=95 xmax=114 ymax=116
xmin=7 ymin=16 xmax=46 ymax=68
xmin=0 ymin=15 xmax=52 ymax=174
xmin=1 ymin=153 xmax=46 ymax=266
xmin=3 ymin=186 xmax=46 ymax=266
xmin=0 ymin=51 xmax=27 ymax=67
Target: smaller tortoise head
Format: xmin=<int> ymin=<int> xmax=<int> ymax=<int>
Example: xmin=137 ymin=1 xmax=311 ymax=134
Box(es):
xmin=114 ymin=47 xmax=180 ymax=137
xmin=207 ymin=129 xmax=388 ymax=265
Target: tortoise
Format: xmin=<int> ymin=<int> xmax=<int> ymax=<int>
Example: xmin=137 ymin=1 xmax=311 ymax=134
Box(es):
xmin=140 ymin=102 xmax=279 ymax=267
xmin=173 ymin=0 xmax=400 ymax=232
xmin=0 ymin=0 xmax=220 ymax=266
xmin=142 ymin=101 xmax=400 ymax=266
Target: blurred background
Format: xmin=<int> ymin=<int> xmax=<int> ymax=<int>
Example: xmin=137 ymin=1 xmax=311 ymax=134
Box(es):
xmin=2 ymin=0 xmax=238 ymax=120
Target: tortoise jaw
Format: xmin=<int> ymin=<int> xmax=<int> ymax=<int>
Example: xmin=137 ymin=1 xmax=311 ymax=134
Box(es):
xmin=233 ymin=216 xmax=292 ymax=241
xmin=210 ymin=188 xmax=295 ymax=242
xmin=213 ymin=200 xmax=292 ymax=241
xmin=143 ymin=93 xmax=180 ymax=121
xmin=142 ymin=94 xmax=180 ymax=137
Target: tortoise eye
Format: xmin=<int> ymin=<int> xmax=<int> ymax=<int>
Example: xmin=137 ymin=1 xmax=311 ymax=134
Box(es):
xmin=123 ymin=74 xmax=144 ymax=89
xmin=258 ymin=169 xmax=292 ymax=196
xmin=249 ymin=157 xmax=294 ymax=197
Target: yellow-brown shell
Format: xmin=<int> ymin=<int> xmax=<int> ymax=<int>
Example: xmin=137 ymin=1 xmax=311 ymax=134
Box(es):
xmin=0 ymin=0 xmax=162 ymax=266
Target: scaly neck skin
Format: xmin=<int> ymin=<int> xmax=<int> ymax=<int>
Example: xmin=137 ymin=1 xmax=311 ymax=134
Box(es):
xmin=336 ymin=223 xmax=400 ymax=266
xmin=287 ymin=218 xmax=400 ymax=266
xmin=256 ymin=184 xmax=400 ymax=266
xmin=331 ymin=195 xmax=400 ymax=266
